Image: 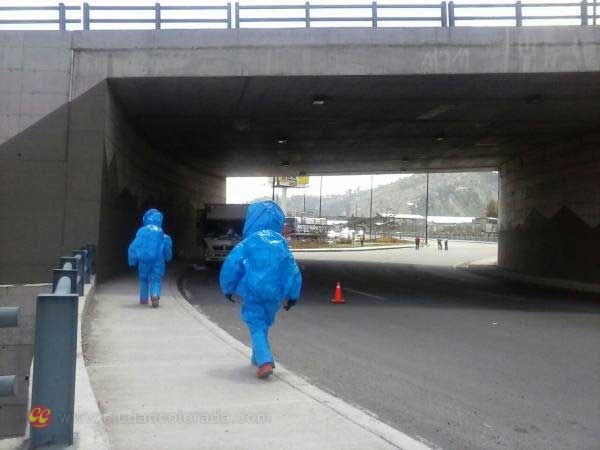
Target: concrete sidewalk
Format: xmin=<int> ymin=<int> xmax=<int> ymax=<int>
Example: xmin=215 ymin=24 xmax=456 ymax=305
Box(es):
xmin=292 ymin=244 xmax=412 ymax=253
xmin=84 ymin=274 xmax=429 ymax=450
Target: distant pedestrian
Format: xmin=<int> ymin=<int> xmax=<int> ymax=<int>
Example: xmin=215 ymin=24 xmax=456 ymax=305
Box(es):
xmin=415 ymin=236 xmax=420 ymax=250
xmin=437 ymin=238 xmax=442 ymax=251
xmin=444 ymin=239 xmax=449 ymax=251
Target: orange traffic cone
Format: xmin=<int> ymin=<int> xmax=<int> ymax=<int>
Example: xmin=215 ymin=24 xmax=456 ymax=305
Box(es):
xmin=331 ymin=282 xmax=345 ymax=304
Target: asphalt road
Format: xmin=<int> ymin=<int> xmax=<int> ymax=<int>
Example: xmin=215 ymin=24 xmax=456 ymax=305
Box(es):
xmin=180 ymin=242 xmax=600 ymax=450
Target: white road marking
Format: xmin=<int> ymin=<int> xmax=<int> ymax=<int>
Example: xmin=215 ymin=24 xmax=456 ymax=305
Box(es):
xmin=346 ymin=287 xmax=387 ymax=301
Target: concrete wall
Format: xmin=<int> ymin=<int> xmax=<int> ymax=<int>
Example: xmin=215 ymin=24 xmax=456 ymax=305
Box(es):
xmin=0 ymin=32 xmax=71 ymax=147
xmin=68 ymin=27 xmax=600 ymax=100
xmin=0 ymin=283 xmax=50 ymax=437
xmin=0 ymin=84 xmax=106 ymax=284
xmin=499 ymin=139 xmax=600 ymax=283
xmin=0 ymin=79 xmax=224 ymax=284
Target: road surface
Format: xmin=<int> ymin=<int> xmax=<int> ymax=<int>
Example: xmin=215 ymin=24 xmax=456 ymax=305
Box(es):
xmin=180 ymin=242 xmax=600 ymax=450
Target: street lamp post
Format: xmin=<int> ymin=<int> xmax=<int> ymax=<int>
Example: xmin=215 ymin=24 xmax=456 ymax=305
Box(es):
xmin=369 ymin=175 xmax=374 ymax=239
xmin=318 ymin=176 xmax=323 ymax=217
xmin=425 ymin=173 xmax=429 ymax=244
xmin=272 ymin=176 xmax=276 ymax=201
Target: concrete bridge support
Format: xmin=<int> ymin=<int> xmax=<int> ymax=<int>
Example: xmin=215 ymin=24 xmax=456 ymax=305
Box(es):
xmin=499 ymin=139 xmax=600 ymax=283
xmin=2 ymin=27 xmax=600 ymax=285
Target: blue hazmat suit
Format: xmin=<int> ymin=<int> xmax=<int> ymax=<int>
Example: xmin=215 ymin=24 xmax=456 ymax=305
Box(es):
xmin=127 ymin=209 xmax=173 ymax=301
xmin=219 ymin=201 xmax=302 ymax=367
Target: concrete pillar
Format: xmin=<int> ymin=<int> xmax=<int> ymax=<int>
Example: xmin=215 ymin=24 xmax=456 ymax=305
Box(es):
xmin=498 ymin=140 xmax=600 ymax=283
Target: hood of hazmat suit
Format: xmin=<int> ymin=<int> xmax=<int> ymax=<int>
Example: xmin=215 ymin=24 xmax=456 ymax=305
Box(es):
xmin=143 ymin=208 xmax=163 ymax=227
xmin=127 ymin=208 xmax=172 ymax=275
xmin=220 ymin=201 xmax=302 ymax=303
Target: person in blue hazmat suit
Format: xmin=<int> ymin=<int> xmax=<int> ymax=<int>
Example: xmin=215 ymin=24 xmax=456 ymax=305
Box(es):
xmin=219 ymin=201 xmax=302 ymax=379
xmin=128 ymin=209 xmax=173 ymax=308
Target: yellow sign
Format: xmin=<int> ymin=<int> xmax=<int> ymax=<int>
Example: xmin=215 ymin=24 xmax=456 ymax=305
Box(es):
xmin=276 ymin=176 xmax=309 ymax=188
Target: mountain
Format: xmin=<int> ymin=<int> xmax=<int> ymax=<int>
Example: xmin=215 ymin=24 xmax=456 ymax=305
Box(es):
xmin=278 ymin=172 xmax=498 ymax=218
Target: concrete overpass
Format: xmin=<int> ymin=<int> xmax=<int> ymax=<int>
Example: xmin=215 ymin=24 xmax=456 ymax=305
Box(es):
xmin=1 ymin=27 xmax=599 ymax=284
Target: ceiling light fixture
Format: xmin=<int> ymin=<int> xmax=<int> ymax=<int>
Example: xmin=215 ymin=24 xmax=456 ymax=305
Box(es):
xmin=312 ymin=97 xmax=326 ymax=106
xmin=277 ymin=138 xmax=288 ymax=145
xmin=417 ymin=104 xmax=454 ymax=120
xmin=525 ymin=94 xmax=543 ymax=104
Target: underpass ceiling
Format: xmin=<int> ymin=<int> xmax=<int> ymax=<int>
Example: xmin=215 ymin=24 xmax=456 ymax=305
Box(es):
xmin=108 ymin=73 xmax=600 ymax=176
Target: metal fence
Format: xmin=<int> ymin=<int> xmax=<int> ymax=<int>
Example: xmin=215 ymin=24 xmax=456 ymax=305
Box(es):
xmin=0 ymin=307 xmax=19 ymax=400
xmin=0 ymin=1 xmax=598 ymax=30
xmin=28 ymin=244 xmax=95 ymax=447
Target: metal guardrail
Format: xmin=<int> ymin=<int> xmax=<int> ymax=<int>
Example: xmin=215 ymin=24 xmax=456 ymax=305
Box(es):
xmin=0 ymin=305 xmax=19 ymax=398
xmin=0 ymin=1 xmax=598 ymax=30
xmin=30 ymin=243 xmax=95 ymax=448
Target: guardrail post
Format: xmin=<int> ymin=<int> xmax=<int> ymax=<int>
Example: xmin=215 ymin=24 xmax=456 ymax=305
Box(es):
xmin=84 ymin=244 xmax=96 ymax=275
xmin=30 ymin=289 xmax=78 ymax=447
xmin=581 ymin=0 xmax=589 ymax=25
xmin=227 ymin=2 xmax=232 ymax=28
xmin=448 ymin=1 xmax=455 ymax=27
xmin=0 ymin=375 xmax=16 ymax=397
xmin=52 ymin=268 xmax=78 ymax=295
xmin=235 ymin=2 xmax=240 ymax=28
xmin=372 ymin=1 xmax=378 ymax=28
xmin=516 ymin=1 xmax=523 ymax=26
xmin=305 ymin=2 xmax=311 ymax=28
xmin=67 ymin=253 xmax=84 ymax=295
xmin=155 ymin=3 xmax=161 ymax=29
xmin=58 ymin=3 xmax=66 ymax=31
xmin=0 ymin=307 xmax=19 ymax=328
xmin=83 ymin=2 xmax=90 ymax=30
xmin=441 ymin=1 xmax=448 ymax=27
xmin=72 ymin=249 xmax=89 ymax=284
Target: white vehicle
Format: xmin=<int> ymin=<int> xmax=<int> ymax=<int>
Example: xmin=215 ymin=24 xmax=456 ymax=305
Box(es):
xmin=201 ymin=204 xmax=248 ymax=263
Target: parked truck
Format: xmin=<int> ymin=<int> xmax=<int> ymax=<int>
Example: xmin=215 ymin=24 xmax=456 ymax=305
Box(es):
xmin=198 ymin=204 xmax=248 ymax=263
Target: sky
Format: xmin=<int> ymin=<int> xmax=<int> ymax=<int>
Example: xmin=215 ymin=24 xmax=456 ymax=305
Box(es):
xmin=226 ymin=174 xmax=410 ymax=203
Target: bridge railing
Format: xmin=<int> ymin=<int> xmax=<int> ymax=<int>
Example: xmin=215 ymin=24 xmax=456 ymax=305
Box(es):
xmin=236 ymin=2 xmax=448 ymax=28
xmin=82 ymin=3 xmax=232 ymax=30
xmin=0 ymin=1 xmax=598 ymax=30
xmin=0 ymin=3 xmax=80 ymax=30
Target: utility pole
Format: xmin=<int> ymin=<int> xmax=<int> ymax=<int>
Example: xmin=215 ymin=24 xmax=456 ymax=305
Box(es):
xmin=272 ymin=177 xmax=276 ymax=201
xmin=303 ymin=189 xmax=306 ymax=213
xmin=318 ymin=176 xmax=323 ymax=217
xmin=369 ymin=175 xmax=374 ymax=239
xmin=425 ymin=173 xmax=429 ymax=244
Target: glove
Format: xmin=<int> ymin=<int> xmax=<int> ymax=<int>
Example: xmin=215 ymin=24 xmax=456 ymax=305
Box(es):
xmin=225 ymin=294 xmax=235 ymax=303
xmin=283 ymin=299 xmax=297 ymax=311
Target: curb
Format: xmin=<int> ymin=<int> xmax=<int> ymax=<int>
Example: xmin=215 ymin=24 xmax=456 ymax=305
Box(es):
xmin=463 ymin=262 xmax=600 ymax=294
xmin=71 ymin=280 xmax=112 ymax=450
xmin=171 ymin=277 xmax=434 ymax=450
xmin=292 ymin=244 xmax=412 ymax=253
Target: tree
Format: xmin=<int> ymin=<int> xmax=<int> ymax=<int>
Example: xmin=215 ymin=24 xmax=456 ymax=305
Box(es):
xmin=485 ymin=199 xmax=498 ymax=218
